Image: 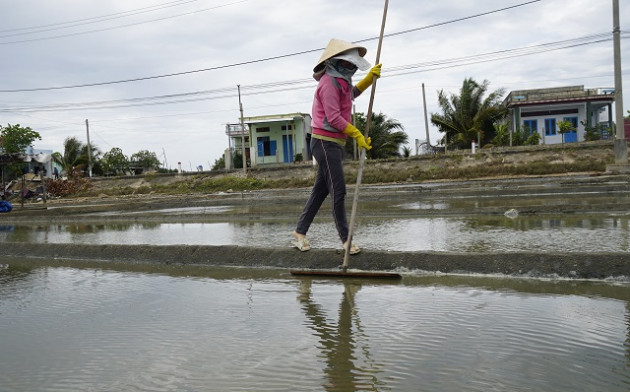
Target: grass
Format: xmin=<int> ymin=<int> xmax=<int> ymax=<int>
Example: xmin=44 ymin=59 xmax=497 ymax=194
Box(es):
xmin=81 ymin=159 xmax=611 ymax=197
xmin=75 ymin=143 xmax=616 ymax=197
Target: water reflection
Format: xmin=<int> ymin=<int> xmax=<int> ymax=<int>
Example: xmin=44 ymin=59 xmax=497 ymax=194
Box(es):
xmin=2 ymin=214 xmax=629 ymax=252
xmin=297 ymin=280 xmax=383 ymax=391
xmin=1 ymin=263 xmax=628 ymax=391
xmin=462 ymin=215 xmax=627 ymax=231
xmin=627 ymin=302 xmax=630 ymax=368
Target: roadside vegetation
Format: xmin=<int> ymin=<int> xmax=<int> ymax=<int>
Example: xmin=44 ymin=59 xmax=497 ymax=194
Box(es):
xmin=2 ymin=80 xmax=627 ymax=200
xmin=77 ymin=142 xmax=613 ymax=198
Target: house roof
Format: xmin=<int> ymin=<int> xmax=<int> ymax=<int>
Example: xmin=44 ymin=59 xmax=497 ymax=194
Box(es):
xmin=504 ymin=85 xmax=615 ymax=108
xmin=242 ymin=113 xmax=310 ymax=124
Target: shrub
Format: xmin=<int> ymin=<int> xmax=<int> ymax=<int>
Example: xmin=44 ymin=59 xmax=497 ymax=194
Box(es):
xmin=44 ymin=178 xmax=92 ymax=197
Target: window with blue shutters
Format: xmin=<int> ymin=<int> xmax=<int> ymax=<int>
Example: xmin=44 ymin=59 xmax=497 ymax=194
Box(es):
xmin=257 ymin=136 xmax=277 ymax=157
xmin=523 ymin=119 xmax=538 ymax=136
xmin=545 ymin=118 xmax=557 ymax=136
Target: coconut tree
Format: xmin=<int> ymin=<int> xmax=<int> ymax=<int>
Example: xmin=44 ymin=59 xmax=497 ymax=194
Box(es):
xmin=52 ymin=137 xmax=101 ymax=177
xmin=52 ymin=137 xmax=85 ymax=178
xmin=431 ymin=78 xmax=507 ymax=149
xmin=350 ymin=112 xmax=408 ymax=159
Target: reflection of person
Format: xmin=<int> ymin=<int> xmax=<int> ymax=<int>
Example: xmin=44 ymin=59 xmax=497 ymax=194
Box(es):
xmin=292 ymin=38 xmax=381 ymax=254
xmin=298 ymin=280 xmax=377 ymax=391
xmin=626 ymin=302 xmax=630 ymax=366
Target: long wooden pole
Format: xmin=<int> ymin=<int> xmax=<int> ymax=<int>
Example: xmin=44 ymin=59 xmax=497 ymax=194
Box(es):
xmin=238 ymin=85 xmax=247 ymax=175
xmin=612 ymin=0 xmax=627 ymax=163
xmin=342 ymin=0 xmax=389 ymax=271
xmin=85 ymin=119 xmax=93 ymax=177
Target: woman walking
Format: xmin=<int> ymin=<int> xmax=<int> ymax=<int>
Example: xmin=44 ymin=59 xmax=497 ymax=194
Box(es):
xmin=292 ymin=38 xmax=381 ymax=254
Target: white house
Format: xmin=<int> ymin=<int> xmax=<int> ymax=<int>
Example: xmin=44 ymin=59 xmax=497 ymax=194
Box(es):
xmin=504 ymin=86 xmax=615 ymax=144
xmin=225 ymin=113 xmax=312 ymax=169
xmin=22 ymin=146 xmax=56 ymax=177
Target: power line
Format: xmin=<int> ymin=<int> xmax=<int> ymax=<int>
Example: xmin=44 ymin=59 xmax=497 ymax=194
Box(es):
xmin=387 ymin=33 xmax=612 ymax=72
xmin=386 ymin=33 xmax=628 ymax=78
xmin=0 ymin=0 xmax=202 ymax=36
xmin=1 ymin=32 xmax=623 ymax=113
xmin=0 ymin=0 xmax=543 ymax=93
xmin=0 ymin=48 xmax=320 ymax=93
xmin=0 ymin=0 xmax=249 ymax=45
xmin=356 ymin=0 xmax=542 ymax=43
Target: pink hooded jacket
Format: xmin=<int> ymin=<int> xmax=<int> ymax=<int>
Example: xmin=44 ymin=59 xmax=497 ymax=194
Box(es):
xmin=311 ymin=73 xmax=362 ymax=142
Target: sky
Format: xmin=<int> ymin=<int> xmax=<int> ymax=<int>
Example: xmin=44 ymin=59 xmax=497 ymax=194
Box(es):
xmin=1 ymin=0 xmax=628 ymax=171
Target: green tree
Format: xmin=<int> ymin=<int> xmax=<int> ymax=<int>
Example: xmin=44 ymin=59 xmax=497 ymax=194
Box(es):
xmin=525 ymin=131 xmax=541 ymax=145
xmin=0 ymin=124 xmax=42 ymax=181
xmin=581 ymin=120 xmax=603 ymax=142
xmin=52 ymin=137 xmax=84 ymax=178
xmin=130 ymin=150 xmax=161 ymax=171
xmin=492 ymin=123 xmax=510 ymax=146
xmin=51 ymin=137 xmax=101 ymax=177
xmin=349 ymin=112 xmax=408 ymax=159
xmin=431 ymin=78 xmax=507 ymax=149
xmin=212 ymin=155 xmax=226 ymax=171
xmin=402 ymin=146 xmax=411 ymax=158
xmin=557 ymin=119 xmax=576 ymax=144
xmin=101 ymin=148 xmax=129 ymax=176
xmin=233 ymin=151 xmax=244 ymax=169
xmin=0 ymin=124 xmax=41 ymax=154
xmin=82 ymin=143 xmax=102 ymax=176
xmin=512 ymin=125 xmax=526 ymax=146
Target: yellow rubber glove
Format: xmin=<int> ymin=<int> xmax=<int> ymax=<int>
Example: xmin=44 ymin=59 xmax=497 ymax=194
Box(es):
xmin=344 ymin=123 xmax=372 ymax=150
xmin=355 ymin=63 xmax=382 ymax=92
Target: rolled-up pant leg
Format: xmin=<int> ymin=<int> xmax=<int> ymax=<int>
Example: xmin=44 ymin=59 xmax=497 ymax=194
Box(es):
xmin=295 ymin=138 xmax=348 ymax=243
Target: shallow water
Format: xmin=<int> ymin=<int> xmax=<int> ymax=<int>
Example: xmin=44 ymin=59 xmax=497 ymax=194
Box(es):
xmin=2 ymin=213 xmax=629 ymax=252
xmin=0 ymin=263 xmax=628 ymax=392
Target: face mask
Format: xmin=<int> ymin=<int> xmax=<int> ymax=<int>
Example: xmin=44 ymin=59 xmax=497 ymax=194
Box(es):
xmin=324 ymin=59 xmax=357 ymax=83
xmin=334 ymin=60 xmax=358 ymax=78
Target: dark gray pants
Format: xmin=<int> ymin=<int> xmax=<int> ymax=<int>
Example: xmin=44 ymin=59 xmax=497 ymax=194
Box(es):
xmin=295 ymin=138 xmax=348 ymax=243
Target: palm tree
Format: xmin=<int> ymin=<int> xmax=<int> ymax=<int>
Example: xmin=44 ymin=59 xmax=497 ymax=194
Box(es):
xmin=53 ymin=137 xmax=102 ymax=177
xmin=52 ymin=137 xmax=85 ymax=178
xmin=350 ymin=112 xmax=408 ymax=159
xmin=431 ymin=78 xmax=507 ymax=149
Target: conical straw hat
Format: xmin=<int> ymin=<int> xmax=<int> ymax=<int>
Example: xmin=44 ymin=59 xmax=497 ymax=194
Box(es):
xmin=313 ymin=38 xmax=368 ymax=75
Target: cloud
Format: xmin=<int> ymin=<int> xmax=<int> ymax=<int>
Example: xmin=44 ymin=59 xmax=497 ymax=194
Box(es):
xmin=1 ymin=0 xmax=628 ymax=167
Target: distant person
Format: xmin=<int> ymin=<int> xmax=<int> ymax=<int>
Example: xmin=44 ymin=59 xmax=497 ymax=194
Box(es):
xmin=53 ymin=167 xmax=59 ymax=180
xmin=292 ymin=38 xmax=381 ymax=254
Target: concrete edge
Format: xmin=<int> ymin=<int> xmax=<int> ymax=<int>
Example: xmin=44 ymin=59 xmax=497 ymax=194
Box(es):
xmin=1 ymin=242 xmax=628 ymax=280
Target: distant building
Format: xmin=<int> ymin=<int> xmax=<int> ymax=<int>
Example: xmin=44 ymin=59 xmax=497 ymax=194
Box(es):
xmin=22 ymin=147 xmax=54 ymax=177
xmin=225 ymin=113 xmax=312 ymax=169
xmin=504 ymin=86 xmax=616 ymax=144
xmin=0 ymin=146 xmax=61 ymax=178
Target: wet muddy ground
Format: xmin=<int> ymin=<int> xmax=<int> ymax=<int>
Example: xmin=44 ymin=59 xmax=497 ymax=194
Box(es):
xmin=2 ymin=174 xmax=629 ymax=279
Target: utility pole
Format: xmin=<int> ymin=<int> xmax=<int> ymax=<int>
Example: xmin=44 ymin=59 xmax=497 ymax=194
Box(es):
xmin=85 ymin=119 xmax=93 ymax=177
xmin=422 ymin=83 xmax=431 ymax=147
xmin=237 ymin=85 xmax=247 ymax=175
xmin=162 ymin=148 xmax=168 ymax=170
xmin=612 ymin=0 xmax=628 ymax=164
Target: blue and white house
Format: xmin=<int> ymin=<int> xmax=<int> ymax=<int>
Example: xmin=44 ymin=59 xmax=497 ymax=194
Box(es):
xmin=504 ymin=86 xmax=615 ymax=144
xmin=225 ymin=113 xmax=312 ymax=169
